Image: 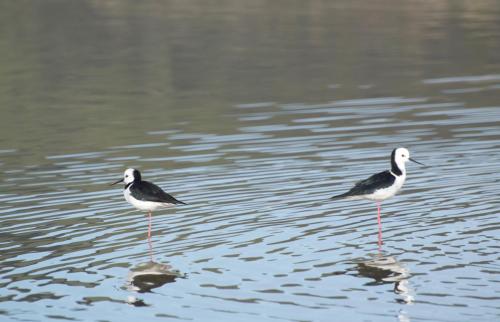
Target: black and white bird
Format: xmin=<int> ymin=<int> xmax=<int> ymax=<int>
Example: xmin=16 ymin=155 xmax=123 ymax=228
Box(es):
xmin=111 ymin=168 xmax=186 ymax=239
xmin=331 ymin=148 xmax=424 ymax=240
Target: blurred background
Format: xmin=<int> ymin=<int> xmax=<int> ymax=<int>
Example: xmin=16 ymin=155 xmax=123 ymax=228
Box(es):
xmin=0 ymin=1 xmax=499 ymax=321
xmin=2 ymin=0 xmax=500 ymax=166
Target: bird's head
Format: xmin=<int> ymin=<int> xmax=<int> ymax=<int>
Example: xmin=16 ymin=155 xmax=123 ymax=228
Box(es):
xmin=111 ymin=168 xmax=141 ymax=186
xmin=392 ymin=147 xmax=424 ymax=167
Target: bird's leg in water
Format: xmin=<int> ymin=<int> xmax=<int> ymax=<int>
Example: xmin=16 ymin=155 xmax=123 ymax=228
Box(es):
xmin=147 ymin=211 xmax=152 ymax=240
xmin=377 ymin=202 xmax=383 ymax=249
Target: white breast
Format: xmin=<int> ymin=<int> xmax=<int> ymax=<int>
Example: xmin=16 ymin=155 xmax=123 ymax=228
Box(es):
xmin=124 ymin=185 xmax=175 ymax=212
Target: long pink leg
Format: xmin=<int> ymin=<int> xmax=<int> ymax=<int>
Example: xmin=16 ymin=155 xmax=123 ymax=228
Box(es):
xmin=377 ymin=202 xmax=383 ymax=249
xmin=148 ymin=211 xmax=152 ymax=240
xmin=148 ymin=231 xmax=153 ymax=262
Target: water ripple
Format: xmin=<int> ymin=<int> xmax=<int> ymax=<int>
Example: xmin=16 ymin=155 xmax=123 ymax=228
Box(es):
xmin=1 ymin=97 xmax=500 ymax=321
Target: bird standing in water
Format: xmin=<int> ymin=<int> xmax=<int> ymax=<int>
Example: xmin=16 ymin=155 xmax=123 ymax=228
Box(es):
xmin=331 ymin=148 xmax=424 ymax=245
xmin=111 ymin=168 xmax=186 ymax=240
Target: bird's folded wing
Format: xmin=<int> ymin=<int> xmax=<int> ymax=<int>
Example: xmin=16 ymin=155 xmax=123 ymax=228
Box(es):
xmin=349 ymin=170 xmax=395 ymax=195
xmin=132 ymin=181 xmax=185 ymax=204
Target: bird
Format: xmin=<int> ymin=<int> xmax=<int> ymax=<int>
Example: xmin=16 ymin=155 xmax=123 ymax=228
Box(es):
xmin=331 ymin=148 xmax=424 ymax=244
xmin=111 ymin=168 xmax=186 ymax=240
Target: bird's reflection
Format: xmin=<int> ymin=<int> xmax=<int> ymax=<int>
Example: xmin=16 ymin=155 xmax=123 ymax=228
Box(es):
xmin=127 ymin=260 xmax=183 ymax=293
xmin=356 ymin=253 xmax=414 ymax=305
xmin=125 ymin=239 xmax=184 ymax=305
xmin=378 ymin=223 xmax=383 ymax=250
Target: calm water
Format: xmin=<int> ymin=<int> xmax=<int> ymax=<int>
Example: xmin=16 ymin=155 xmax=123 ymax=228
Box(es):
xmin=1 ymin=1 xmax=500 ymax=321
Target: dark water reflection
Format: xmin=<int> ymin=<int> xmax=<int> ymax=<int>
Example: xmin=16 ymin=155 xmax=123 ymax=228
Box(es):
xmin=127 ymin=261 xmax=182 ymax=293
xmin=356 ymin=253 xmax=414 ymax=305
xmin=126 ymin=239 xmax=185 ymax=296
xmin=1 ymin=1 xmax=500 ymax=322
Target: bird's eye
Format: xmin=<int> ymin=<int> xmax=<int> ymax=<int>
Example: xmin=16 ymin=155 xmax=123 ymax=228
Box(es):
xmin=125 ymin=175 xmax=128 ymax=177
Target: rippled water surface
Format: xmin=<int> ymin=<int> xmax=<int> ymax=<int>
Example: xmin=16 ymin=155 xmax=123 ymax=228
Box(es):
xmin=1 ymin=1 xmax=500 ymax=321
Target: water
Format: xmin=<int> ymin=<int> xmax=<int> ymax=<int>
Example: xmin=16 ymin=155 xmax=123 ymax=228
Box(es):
xmin=1 ymin=1 xmax=500 ymax=321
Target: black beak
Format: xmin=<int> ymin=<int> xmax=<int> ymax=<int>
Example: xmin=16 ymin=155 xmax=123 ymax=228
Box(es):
xmin=409 ymin=158 xmax=425 ymax=166
xmin=110 ymin=178 xmax=124 ymax=186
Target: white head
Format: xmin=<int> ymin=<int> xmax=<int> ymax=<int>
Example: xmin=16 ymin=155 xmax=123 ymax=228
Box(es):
xmin=111 ymin=168 xmax=142 ymax=186
xmin=394 ymin=147 xmax=410 ymax=163
xmin=391 ymin=147 xmax=423 ymax=175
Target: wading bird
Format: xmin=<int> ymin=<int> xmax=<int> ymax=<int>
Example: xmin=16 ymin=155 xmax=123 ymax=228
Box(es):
xmin=111 ymin=168 xmax=186 ymax=240
xmin=331 ymin=148 xmax=424 ymax=245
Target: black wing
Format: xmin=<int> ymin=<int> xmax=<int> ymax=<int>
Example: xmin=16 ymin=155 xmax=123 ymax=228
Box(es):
xmin=331 ymin=170 xmax=395 ymax=199
xmin=131 ymin=181 xmax=186 ymax=205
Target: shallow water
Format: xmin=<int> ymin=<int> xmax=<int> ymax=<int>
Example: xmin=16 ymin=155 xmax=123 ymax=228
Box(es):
xmin=1 ymin=1 xmax=500 ymax=322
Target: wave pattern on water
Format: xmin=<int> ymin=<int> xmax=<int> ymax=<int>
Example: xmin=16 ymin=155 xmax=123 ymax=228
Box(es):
xmin=1 ymin=95 xmax=500 ymax=321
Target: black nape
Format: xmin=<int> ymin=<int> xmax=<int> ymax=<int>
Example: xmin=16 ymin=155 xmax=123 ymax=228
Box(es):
xmin=391 ymin=149 xmax=403 ymax=176
xmin=133 ymin=169 xmax=142 ymax=181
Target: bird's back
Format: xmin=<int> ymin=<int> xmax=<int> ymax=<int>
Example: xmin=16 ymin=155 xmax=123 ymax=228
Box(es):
xmin=130 ymin=180 xmax=186 ymax=205
xmin=332 ymin=170 xmax=398 ymax=200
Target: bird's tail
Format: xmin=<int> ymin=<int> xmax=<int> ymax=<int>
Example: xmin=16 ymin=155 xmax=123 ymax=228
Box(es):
xmin=330 ymin=192 xmax=350 ymax=200
xmin=175 ymin=199 xmax=187 ymax=205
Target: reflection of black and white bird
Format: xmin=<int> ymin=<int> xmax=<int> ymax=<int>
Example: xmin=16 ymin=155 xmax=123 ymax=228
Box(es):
xmin=331 ymin=148 xmax=424 ymax=243
xmin=111 ymin=168 xmax=186 ymax=239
